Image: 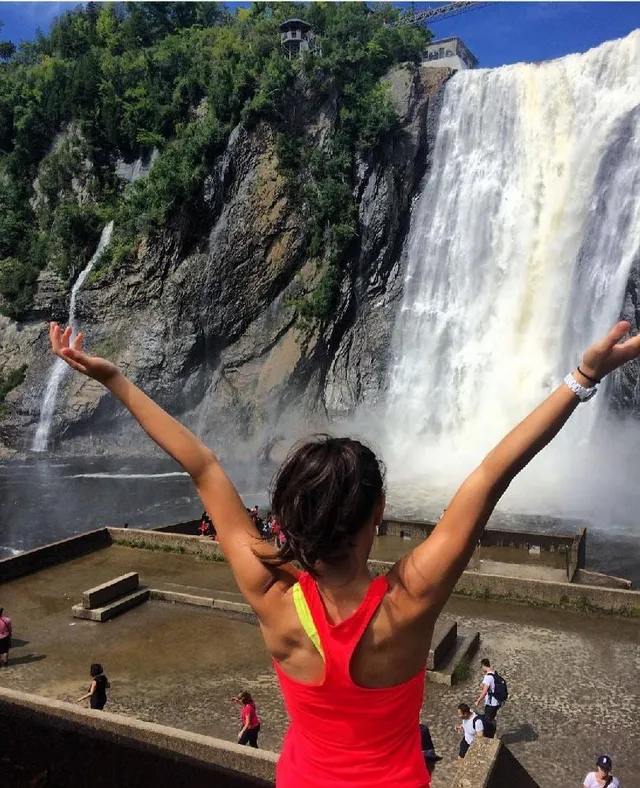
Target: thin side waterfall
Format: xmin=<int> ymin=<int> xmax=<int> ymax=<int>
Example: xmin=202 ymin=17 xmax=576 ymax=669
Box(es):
xmin=384 ymin=32 xmax=640 ymax=527
xmin=32 ymin=222 xmax=114 ymax=452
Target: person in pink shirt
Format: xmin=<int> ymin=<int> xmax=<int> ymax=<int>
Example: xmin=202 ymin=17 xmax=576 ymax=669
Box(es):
xmin=0 ymin=607 xmax=12 ymax=667
xmin=231 ymin=691 xmax=261 ymax=747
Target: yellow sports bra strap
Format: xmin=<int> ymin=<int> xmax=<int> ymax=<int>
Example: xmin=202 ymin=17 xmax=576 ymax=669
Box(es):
xmin=292 ymin=582 xmax=325 ymax=661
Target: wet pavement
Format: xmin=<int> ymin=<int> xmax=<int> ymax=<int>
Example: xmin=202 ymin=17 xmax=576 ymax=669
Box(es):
xmin=0 ymin=545 xmax=638 ymax=788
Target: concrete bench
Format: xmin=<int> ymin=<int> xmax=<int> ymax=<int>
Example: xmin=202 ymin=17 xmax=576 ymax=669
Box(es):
xmin=82 ymin=573 xmax=140 ymax=609
xmin=73 ymin=588 xmax=150 ymax=622
xmin=73 ymin=572 xmax=149 ymax=622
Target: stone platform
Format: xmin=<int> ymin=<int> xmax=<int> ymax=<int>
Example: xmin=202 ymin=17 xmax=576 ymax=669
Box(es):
xmin=0 ymin=544 xmax=638 ymax=788
xmin=72 ymin=572 xmax=149 ymax=621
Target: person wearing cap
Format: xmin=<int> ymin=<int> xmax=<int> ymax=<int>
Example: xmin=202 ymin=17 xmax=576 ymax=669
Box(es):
xmin=583 ymin=755 xmax=620 ymax=788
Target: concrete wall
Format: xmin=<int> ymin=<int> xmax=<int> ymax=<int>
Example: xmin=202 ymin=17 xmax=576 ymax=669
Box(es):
xmin=449 ymin=737 xmax=500 ymax=788
xmin=153 ymin=519 xmax=201 ymax=536
xmin=452 ymin=569 xmax=640 ymax=617
xmin=111 ymin=529 xmax=639 ymax=617
xmin=574 ymin=568 xmax=632 ymax=590
xmin=0 ymin=687 xmax=276 ymax=788
xmin=1 ymin=527 xmax=637 ymax=617
xmin=447 ymin=737 xmax=540 ymax=788
xmin=108 ymin=527 xmax=226 ymax=560
xmin=0 ymin=529 xmax=111 ymax=584
xmin=383 ymin=518 xmax=579 ymax=553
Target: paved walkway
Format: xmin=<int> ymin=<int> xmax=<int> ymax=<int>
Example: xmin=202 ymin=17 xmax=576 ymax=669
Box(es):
xmin=0 ymin=546 xmax=637 ymax=787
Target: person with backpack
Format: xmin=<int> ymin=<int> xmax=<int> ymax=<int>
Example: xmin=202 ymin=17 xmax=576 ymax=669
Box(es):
xmin=48 ymin=319 xmax=640 ymax=787
xmin=583 ymin=755 xmax=620 ymax=788
xmin=456 ymin=703 xmax=495 ymax=760
xmin=0 ymin=607 xmax=12 ymax=667
xmin=475 ymin=658 xmax=507 ymax=723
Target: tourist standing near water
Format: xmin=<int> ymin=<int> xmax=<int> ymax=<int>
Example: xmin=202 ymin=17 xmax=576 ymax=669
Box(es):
xmin=49 ymin=320 xmax=640 ymax=787
xmin=231 ymin=691 xmax=261 ymax=748
xmin=0 ymin=607 xmax=12 ymax=667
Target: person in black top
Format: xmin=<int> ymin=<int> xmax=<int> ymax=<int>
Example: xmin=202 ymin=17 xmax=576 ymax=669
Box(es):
xmin=76 ymin=663 xmax=110 ymax=710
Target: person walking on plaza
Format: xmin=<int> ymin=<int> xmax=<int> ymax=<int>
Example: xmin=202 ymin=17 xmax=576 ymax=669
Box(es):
xmin=76 ymin=663 xmax=110 ymax=710
xmin=456 ymin=703 xmax=484 ymax=761
xmin=583 ymin=755 xmax=620 ymax=788
xmin=0 ymin=607 xmax=12 ymax=667
xmin=231 ymin=691 xmax=261 ymax=748
xmin=49 ymin=319 xmax=640 ymax=787
xmin=474 ymin=658 xmax=506 ymax=723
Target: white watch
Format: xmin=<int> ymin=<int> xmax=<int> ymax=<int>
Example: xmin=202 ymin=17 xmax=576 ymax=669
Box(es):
xmin=564 ymin=372 xmax=597 ymax=402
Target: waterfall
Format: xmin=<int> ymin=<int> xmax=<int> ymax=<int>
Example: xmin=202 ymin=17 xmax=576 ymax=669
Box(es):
xmin=32 ymin=222 xmax=114 ymax=452
xmin=384 ymin=32 xmax=640 ymax=525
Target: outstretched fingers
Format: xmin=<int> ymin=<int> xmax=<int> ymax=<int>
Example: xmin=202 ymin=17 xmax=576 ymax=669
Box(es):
xmin=614 ymin=332 xmax=640 ymax=364
xmin=602 ymin=321 xmax=631 ymax=351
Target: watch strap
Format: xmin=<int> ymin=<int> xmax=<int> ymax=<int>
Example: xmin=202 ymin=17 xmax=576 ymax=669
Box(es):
xmin=564 ymin=372 xmax=597 ymax=402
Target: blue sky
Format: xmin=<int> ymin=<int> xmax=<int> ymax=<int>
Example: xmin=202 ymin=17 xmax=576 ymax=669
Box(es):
xmin=0 ymin=2 xmax=639 ymax=68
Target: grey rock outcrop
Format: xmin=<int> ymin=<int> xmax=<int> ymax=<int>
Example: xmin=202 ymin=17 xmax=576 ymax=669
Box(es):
xmin=0 ymin=65 xmax=453 ymax=458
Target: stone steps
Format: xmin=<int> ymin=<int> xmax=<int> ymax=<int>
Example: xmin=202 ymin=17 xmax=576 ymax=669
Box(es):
xmin=428 ymin=630 xmax=480 ymax=686
xmin=428 ymin=620 xmax=458 ymax=670
xmin=73 ymin=588 xmax=150 ymax=622
xmin=73 ymin=572 xmax=149 ymax=622
xmin=82 ymin=572 xmax=139 ymax=609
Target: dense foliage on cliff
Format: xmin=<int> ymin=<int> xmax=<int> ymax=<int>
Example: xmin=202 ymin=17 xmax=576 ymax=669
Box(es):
xmin=0 ymin=2 xmax=429 ymax=319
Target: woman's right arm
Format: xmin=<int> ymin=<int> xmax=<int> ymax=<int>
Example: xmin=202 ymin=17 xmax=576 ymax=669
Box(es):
xmin=76 ymin=681 xmax=96 ymax=703
xmin=394 ymin=322 xmax=640 ymax=615
xmin=49 ymin=323 xmax=298 ymax=615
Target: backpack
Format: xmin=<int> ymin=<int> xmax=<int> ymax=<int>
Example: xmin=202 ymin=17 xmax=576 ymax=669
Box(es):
xmin=488 ymin=671 xmax=508 ymax=705
xmin=473 ymin=714 xmax=496 ymax=739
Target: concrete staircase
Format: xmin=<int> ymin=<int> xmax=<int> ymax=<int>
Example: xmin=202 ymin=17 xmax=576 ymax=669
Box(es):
xmin=72 ymin=572 xmax=149 ymax=622
xmin=427 ymin=619 xmax=480 ymax=686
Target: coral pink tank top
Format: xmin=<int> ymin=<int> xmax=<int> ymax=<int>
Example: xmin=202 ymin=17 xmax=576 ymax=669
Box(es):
xmin=274 ymin=572 xmax=429 ymax=788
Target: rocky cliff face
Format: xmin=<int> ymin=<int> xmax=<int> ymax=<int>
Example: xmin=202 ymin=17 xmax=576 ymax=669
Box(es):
xmin=0 ymin=65 xmax=452 ymax=459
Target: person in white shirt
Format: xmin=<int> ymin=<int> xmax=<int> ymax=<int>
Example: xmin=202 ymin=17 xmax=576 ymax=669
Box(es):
xmin=475 ymin=658 xmax=501 ymax=723
xmin=456 ymin=703 xmax=483 ymax=761
xmin=584 ymin=755 xmax=620 ymax=788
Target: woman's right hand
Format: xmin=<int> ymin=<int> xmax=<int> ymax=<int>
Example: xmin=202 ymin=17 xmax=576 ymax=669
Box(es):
xmin=49 ymin=322 xmax=120 ymax=386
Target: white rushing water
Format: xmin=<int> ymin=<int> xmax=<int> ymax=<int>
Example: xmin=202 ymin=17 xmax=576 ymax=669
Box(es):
xmin=32 ymin=222 xmax=114 ymax=452
xmin=384 ymin=32 xmax=640 ymax=526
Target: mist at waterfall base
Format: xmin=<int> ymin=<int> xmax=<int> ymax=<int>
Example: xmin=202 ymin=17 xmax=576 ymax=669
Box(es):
xmin=381 ymin=30 xmax=640 ymax=550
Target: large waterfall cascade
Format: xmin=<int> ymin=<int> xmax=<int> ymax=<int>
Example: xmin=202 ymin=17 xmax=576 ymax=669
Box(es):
xmin=384 ymin=32 xmax=640 ymax=526
xmin=32 ymin=222 xmax=114 ymax=452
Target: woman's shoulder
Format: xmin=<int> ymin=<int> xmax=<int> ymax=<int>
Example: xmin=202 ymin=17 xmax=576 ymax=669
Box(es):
xmin=583 ymin=773 xmax=596 ymax=787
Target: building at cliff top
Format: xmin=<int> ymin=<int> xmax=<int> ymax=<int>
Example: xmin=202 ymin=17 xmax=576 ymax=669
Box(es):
xmin=279 ymin=18 xmax=321 ymax=59
xmin=423 ymin=37 xmax=478 ymax=70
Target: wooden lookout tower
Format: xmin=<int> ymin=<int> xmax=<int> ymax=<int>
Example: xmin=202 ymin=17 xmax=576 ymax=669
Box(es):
xmin=279 ymin=18 xmax=321 ymax=59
